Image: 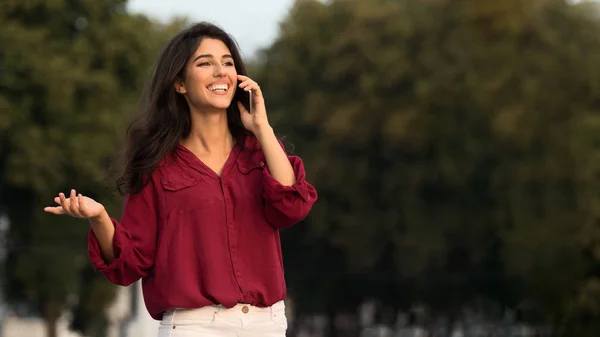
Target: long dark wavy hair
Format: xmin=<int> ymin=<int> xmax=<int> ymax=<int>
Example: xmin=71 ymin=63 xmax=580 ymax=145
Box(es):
xmin=115 ymin=22 xmax=252 ymax=196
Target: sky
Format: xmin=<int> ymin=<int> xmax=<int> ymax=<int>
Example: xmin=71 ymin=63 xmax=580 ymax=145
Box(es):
xmin=127 ymin=0 xmax=296 ymax=58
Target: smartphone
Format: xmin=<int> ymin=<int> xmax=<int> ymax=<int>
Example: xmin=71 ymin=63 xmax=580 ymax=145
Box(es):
xmin=249 ymin=90 xmax=253 ymax=113
xmin=236 ymin=80 xmax=253 ymax=113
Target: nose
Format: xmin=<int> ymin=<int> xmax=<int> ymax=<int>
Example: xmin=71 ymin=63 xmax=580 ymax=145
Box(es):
xmin=213 ymin=63 xmax=226 ymax=77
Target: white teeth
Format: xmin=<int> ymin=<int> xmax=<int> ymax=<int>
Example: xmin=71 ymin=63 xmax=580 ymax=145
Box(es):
xmin=208 ymin=84 xmax=228 ymax=91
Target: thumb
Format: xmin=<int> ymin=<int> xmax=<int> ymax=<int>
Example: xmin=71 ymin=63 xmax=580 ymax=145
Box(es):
xmin=44 ymin=206 xmax=66 ymax=215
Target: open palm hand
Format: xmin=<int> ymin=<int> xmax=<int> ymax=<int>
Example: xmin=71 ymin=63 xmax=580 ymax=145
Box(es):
xmin=44 ymin=189 xmax=105 ymax=219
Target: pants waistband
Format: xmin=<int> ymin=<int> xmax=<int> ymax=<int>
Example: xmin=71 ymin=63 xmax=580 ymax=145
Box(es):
xmin=162 ymin=301 xmax=285 ymax=325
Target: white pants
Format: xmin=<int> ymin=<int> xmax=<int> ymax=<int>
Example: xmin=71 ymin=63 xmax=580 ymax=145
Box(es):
xmin=157 ymin=301 xmax=287 ymax=337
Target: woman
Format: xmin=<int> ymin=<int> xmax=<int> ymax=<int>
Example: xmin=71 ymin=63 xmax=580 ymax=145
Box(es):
xmin=44 ymin=22 xmax=317 ymax=337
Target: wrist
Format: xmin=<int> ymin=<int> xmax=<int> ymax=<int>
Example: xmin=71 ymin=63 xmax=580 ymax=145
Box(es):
xmin=254 ymin=124 xmax=275 ymax=141
xmin=89 ymin=207 xmax=109 ymax=227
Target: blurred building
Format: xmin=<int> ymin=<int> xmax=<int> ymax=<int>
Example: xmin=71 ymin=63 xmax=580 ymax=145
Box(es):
xmin=0 ymin=204 xmax=159 ymax=337
xmin=1 ymin=281 xmax=159 ymax=337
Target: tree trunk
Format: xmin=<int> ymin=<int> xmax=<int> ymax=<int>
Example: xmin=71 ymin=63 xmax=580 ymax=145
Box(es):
xmin=43 ymin=300 xmax=60 ymax=337
xmin=45 ymin=315 xmax=58 ymax=337
xmin=327 ymin=307 xmax=338 ymax=337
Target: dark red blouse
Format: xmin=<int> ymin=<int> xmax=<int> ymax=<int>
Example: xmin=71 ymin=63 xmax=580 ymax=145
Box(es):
xmin=87 ymin=136 xmax=317 ymax=320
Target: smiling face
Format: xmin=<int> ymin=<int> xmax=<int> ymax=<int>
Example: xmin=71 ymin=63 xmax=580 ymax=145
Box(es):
xmin=174 ymin=38 xmax=238 ymax=113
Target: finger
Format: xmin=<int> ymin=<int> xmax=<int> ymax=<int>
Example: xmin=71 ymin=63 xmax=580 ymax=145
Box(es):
xmin=54 ymin=196 xmax=61 ymax=205
xmin=237 ymin=76 xmax=260 ymax=90
xmin=238 ymin=79 xmax=259 ymax=90
xmin=44 ymin=206 xmax=66 ymax=215
xmin=70 ymin=189 xmax=83 ymax=217
xmin=238 ymin=80 xmax=256 ymax=90
xmin=78 ymin=194 xmax=88 ymax=217
xmin=59 ymin=192 xmax=71 ymax=214
xmin=247 ymin=85 xmax=263 ymax=101
xmin=70 ymin=189 xmax=77 ymax=208
xmin=238 ymin=78 xmax=249 ymax=87
xmin=242 ymin=83 xmax=260 ymax=93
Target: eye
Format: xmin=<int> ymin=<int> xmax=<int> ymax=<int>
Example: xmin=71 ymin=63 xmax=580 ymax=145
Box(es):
xmin=224 ymin=61 xmax=234 ymax=67
xmin=198 ymin=62 xmax=211 ymax=67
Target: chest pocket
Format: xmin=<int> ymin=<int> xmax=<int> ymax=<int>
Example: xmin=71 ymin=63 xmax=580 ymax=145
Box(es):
xmin=160 ymin=174 xmax=215 ymax=212
xmin=236 ymin=153 xmax=266 ymax=199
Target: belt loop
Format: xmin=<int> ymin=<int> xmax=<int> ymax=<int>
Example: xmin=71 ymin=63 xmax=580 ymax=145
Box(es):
xmin=171 ymin=308 xmax=178 ymax=326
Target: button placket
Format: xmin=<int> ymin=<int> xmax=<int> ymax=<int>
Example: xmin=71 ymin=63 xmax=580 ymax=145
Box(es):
xmin=221 ymin=177 xmax=241 ymax=287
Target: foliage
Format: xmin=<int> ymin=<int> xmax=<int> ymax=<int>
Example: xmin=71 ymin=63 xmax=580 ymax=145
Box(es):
xmin=257 ymin=0 xmax=600 ymax=335
xmin=0 ymin=1 xmax=184 ymax=336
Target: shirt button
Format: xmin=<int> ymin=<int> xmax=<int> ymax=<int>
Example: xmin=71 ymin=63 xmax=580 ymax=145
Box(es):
xmin=236 ymin=271 xmax=242 ymax=277
xmin=231 ymin=248 xmax=236 ymax=253
xmin=260 ymin=161 xmax=265 ymax=166
xmin=228 ymin=224 xmax=233 ymax=229
xmin=242 ymin=306 xmax=249 ymax=314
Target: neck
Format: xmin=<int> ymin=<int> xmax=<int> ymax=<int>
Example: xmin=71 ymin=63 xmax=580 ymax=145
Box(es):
xmin=181 ymin=109 xmax=233 ymax=155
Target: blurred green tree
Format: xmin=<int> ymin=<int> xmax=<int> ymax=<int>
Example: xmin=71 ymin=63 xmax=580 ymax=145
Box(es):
xmin=0 ymin=1 xmax=184 ymax=336
xmin=257 ymin=0 xmax=600 ymax=335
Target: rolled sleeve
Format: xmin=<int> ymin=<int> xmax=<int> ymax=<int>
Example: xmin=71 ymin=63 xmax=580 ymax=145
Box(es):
xmin=86 ymin=180 xmax=158 ymax=286
xmin=87 ymin=218 xmax=118 ymax=272
xmin=262 ymin=154 xmax=318 ymax=229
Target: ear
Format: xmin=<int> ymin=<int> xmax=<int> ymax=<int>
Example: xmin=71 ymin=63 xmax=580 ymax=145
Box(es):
xmin=174 ymin=80 xmax=186 ymax=94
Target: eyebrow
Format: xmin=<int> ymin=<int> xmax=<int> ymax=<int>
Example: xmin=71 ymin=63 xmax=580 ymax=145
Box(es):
xmin=193 ymin=54 xmax=234 ymax=63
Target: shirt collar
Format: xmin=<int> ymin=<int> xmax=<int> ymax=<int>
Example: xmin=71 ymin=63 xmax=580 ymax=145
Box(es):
xmin=170 ymin=136 xmax=259 ymax=177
